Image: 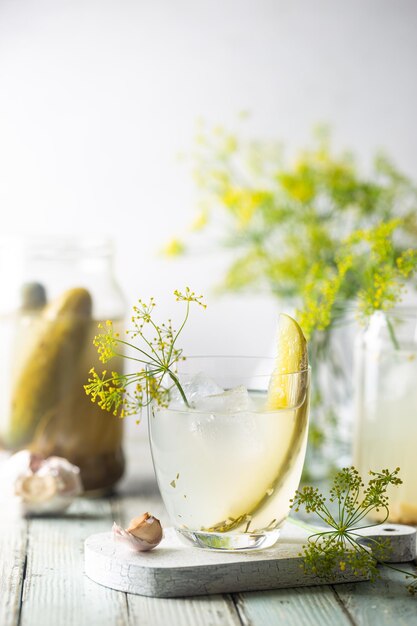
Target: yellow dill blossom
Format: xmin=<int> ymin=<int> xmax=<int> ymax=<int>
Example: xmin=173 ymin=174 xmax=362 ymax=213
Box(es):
xmin=346 ymin=220 xmax=412 ymax=318
xmin=170 ymin=122 xmax=417 ymax=372
xmin=173 ymin=122 xmax=417 ymax=336
xmin=297 ymin=253 xmax=354 ymax=339
xmin=189 ymin=208 xmax=208 ymax=232
xmin=221 ymin=187 xmax=273 ymax=228
xmin=279 ymin=170 xmax=316 ymax=203
xmin=85 ymin=288 xmax=207 ymax=419
xmin=174 ymin=287 xmax=206 ymax=308
xmin=162 ymin=238 xmax=185 ymax=257
xmin=93 ymin=320 xmax=120 ymax=363
xmin=397 ymin=249 xmax=417 ymax=277
xmin=168 ymin=121 xmax=417 ymax=465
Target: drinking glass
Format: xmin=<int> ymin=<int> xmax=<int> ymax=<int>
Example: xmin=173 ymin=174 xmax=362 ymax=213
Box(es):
xmin=149 ymin=356 xmax=310 ymax=550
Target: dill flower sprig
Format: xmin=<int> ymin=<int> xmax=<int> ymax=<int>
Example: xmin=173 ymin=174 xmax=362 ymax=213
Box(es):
xmin=165 ymin=122 xmax=417 ymax=340
xmin=291 ymin=467 xmax=417 ymax=595
xmin=84 ymin=288 xmax=206 ymax=419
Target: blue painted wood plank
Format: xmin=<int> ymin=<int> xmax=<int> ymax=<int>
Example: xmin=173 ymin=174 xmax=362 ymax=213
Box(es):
xmin=233 ymin=587 xmax=354 ymax=626
xmin=19 ymin=498 xmax=129 ymax=626
xmin=334 ymin=564 xmax=417 ymax=626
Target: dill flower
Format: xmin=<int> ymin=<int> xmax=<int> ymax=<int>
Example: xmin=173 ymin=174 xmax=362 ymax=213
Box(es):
xmin=291 ymin=466 xmax=417 ymax=594
xmin=170 ymin=123 xmax=417 ymax=339
xmin=84 ymin=288 xmax=206 ymax=420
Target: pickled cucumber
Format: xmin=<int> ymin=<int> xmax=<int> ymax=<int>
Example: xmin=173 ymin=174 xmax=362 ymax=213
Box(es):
xmin=6 ymin=288 xmax=92 ymax=449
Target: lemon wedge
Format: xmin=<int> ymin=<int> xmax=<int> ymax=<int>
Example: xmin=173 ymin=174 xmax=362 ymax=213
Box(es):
xmin=267 ymin=313 xmax=308 ymax=410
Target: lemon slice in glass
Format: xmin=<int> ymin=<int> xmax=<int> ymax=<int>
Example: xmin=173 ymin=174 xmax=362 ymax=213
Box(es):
xmin=267 ymin=313 xmax=308 ymax=410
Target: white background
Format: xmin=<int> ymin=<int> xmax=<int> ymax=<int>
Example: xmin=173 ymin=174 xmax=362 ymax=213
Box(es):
xmin=0 ymin=0 xmax=416 ymax=362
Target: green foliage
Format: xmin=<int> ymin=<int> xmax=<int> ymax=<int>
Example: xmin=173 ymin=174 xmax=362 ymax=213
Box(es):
xmin=84 ymin=288 xmax=206 ymax=419
xmin=291 ymin=467 xmax=417 ymax=594
xmin=170 ymin=123 xmax=417 ymax=338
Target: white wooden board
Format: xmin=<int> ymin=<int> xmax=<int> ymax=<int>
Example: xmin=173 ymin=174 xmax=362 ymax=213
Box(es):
xmin=84 ymin=523 xmax=370 ymax=598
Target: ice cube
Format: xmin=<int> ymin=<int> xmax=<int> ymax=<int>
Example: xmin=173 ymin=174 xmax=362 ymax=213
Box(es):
xmin=194 ymin=385 xmax=253 ymax=413
xmin=187 ymin=372 xmax=224 ymax=401
xmin=168 ymin=372 xmax=224 ymax=409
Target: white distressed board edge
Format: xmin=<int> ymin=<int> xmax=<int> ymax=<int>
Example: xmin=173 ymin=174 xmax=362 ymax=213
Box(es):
xmin=84 ymin=525 xmax=370 ymax=597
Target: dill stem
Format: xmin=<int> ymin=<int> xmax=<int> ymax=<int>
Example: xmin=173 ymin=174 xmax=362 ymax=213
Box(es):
xmin=169 ymin=300 xmax=190 ymax=362
xmin=114 ymin=338 xmax=157 ymax=363
xmin=385 ymin=314 xmax=400 ymax=350
xmin=150 ymin=318 xmax=165 ymax=359
xmin=168 ymin=370 xmax=190 ymax=407
xmin=112 ymin=351 xmax=152 ymax=366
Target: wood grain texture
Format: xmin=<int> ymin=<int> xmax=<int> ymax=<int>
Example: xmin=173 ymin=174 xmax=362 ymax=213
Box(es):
xmin=19 ymin=498 xmax=129 ymax=626
xmin=127 ymin=594 xmax=242 ymax=626
xmin=333 ymin=564 xmax=417 ymax=626
xmin=234 ymin=587 xmax=355 ymax=626
xmin=0 ymin=517 xmax=27 ymax=626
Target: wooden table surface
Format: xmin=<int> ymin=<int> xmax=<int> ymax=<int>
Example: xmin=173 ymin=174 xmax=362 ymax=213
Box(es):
xmin=1 ymin=439 xmax=417 ymax=626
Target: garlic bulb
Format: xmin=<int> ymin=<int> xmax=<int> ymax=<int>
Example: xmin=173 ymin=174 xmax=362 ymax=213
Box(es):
xmin=7 ymin=450 xmax=82 ymax=516
xmin=15 ymin=474 xmax=57 ymax=503
xmin=112 ymin=513 xmax=163 ymax=552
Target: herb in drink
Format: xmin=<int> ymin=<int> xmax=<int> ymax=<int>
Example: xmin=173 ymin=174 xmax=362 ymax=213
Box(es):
xmin=84 ymin=288 xmax=206 ymax=420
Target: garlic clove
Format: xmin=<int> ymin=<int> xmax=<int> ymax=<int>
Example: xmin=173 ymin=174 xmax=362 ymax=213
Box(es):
xmin=112 ymin=514 xmax=163 ymax=552
xmin=112 ymin=522 xmax=151 ymax=552
xmin=126 ymin=512 xmax=163 ymax=545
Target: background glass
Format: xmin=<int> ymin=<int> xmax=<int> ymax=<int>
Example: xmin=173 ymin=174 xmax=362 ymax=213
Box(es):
xmin=354 ymin=307 xmax=417 ymax=523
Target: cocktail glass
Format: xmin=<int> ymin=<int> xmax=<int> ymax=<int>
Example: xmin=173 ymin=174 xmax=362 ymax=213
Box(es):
xmin=149 ymin=356 xmax=310 ymax=550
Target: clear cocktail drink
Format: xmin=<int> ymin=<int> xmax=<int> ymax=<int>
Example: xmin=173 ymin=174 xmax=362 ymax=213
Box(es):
xmin=149 ymin=357 xmax=310 ymax=550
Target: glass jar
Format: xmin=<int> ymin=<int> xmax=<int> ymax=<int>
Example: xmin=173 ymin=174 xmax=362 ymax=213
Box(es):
xmin=354 ymin=307 xmax=417 ymax=523
xmin=0 ymin=237 xmax=126 ymax=493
